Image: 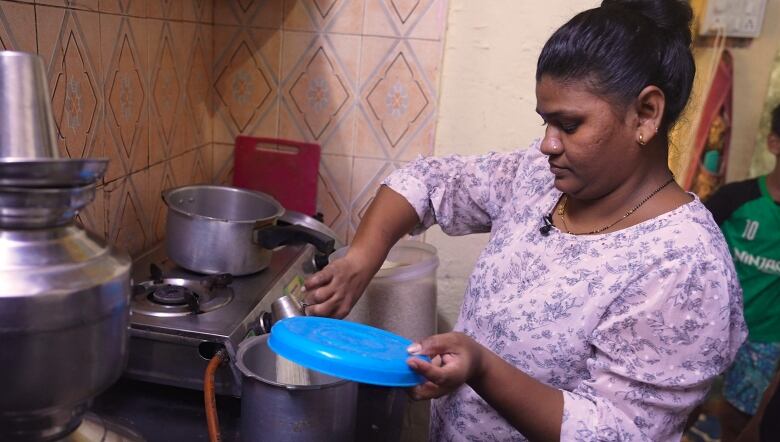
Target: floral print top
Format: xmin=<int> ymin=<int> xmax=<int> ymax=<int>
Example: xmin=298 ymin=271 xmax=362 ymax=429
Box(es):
xmin=383 ymin=141 xmax=747 ymax=441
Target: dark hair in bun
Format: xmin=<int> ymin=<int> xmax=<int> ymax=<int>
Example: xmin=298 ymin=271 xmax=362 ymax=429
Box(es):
xmin=772 ymin=104 xmax=780 ymax=137
xmin=536 ymin=0 xmax=695 ymax=132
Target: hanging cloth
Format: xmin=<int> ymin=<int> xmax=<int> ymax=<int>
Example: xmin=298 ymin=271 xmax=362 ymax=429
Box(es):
xmin=685 ymin=49 xmax=734 ymax=200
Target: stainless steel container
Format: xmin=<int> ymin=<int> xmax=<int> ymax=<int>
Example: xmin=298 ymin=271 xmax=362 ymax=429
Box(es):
xmin=235 ymin=335 xmax=358 ymax=442
xmin=341 ymin=240 xmax=439 ymax=341
xmin=0 ymin=51 xmax=59 ymax=160
xmin=0 ymin=50 xmax=132 ymax=442
xmin=0 ymin=51 xmax=107 ymax=188
xmin=162 ymin=185 xmax=334 ymax=275
xmin=0 ymin=184 xmax=95 ymax=228
xmin=0 ymin=227 xmax=131 ymax=441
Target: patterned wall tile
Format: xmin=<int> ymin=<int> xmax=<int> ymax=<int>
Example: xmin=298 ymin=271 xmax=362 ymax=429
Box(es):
xmin=147 ymin=0 xmax=183 ymax=21
xmin=213 ymin=25 xmax=280 ymax=143
xmin=148 ymin=20 xmax=207 ymax=164
xmin=214 ymin=0 xmax=283 ymax=28
xmin=279 ymin=31 xmax=360 ymax=156
xmin=198 ymin=143 xmax=213 ymax=180
xmin=318 ymin=153 xmax=353 ymax=244
xmin=147 ymin=160 xmax=176 ymax=243
xmin=356 ymin=36 xmax=436 ymax=160
xmin=171 ymin=147 xmax=210 ymax=186
xmin=348 ymin=156 xmax=397 ymax=240
xmin=185 ymin=23 xmax=213 ymax=147
xmin=405 ymin=0 xmax=446 ymax=40
xmin=37 ymin=6 xmax=103 ymax=161
xmin=75 ymin=185 xmax=106 ymax=240
xmin=148 ymin=20 xmax=179 ymax=164
xmin=38 ymin=0 xmax=100 ymax=12
xmin=0 ymin=1 xmax=37 ymax=53
xmin=212 ymin=142 xmax=234 ymax=185
xmin=282 ymin=0 xmax=364 ymax=34
xmin=100 ymin=14 xmax=149 ymax=182
xmin=363 ymin=0 xmax=447 ymax=40
xmin=98 ymin=0 xmax=145 ymax=16
xmin=106 ymin=169 xmax=149 ymax=257
xmin=183 ymin=0 xmax=213 ymax=23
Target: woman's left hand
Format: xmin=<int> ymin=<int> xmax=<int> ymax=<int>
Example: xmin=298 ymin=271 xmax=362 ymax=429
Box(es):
xmin=406 ymin=332 xmax=486 ymax=401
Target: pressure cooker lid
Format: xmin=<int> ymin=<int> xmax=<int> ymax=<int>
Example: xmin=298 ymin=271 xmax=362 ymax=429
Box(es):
xmin=268 ymin=317 xmax=429 ymax=387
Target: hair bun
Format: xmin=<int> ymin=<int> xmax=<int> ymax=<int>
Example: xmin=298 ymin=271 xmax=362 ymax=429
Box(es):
xmin=601 ymin=0 xmax=693 ymax=45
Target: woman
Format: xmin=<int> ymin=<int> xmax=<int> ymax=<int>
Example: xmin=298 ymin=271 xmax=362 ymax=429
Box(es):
xmin=304 ymin=0 xmax=747 ymax=440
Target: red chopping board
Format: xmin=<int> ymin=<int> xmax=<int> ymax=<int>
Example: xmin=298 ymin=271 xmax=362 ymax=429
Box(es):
xmin=233 ymin=136 xmax=321 ymax=216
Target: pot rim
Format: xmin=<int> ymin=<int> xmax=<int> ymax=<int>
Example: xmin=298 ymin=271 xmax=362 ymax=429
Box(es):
xmin=161 ymin=185 xmax=284 ymax=224
xmin=236 ymin=335 xmax=352 ymax=391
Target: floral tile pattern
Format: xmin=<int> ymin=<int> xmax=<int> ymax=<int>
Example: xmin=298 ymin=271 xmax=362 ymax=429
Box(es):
xmin=213 ymin=25 xmax=280 ymax=144
xmin=37 ymin=6 xmax=103 ymax=161
xmin=3 ymin=0 xmax=447 ymax=252
xmin=278 ymin=31 xmax=361 ymax=159
xmin=101 ymin=14 xmax=148 ymax=182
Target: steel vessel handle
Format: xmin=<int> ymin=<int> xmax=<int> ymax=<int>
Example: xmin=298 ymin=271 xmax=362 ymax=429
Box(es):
xmin=253 ymin=225 xmax=335 ymax=255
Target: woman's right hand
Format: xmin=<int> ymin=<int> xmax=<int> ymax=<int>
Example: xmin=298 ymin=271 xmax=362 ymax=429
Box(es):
xmin=303 ymin=250 xmax=375 ymax=319
xmin=303 ymin=185 xmax=420 ymax=318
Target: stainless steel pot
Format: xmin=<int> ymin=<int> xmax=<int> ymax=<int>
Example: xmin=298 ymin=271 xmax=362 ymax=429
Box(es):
xmin=236 ymin=335 xmax=357 ymax=442
xmin=162 ymin=185 xmax=334 ymax=275
xmin=0 ymin=227 xmax=131 ymax=441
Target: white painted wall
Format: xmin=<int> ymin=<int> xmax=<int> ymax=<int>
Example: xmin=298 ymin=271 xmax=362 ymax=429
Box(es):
xmin=727 ymin=0 xmax=780 ymax=180
xmin=430 ymin=0 xmax=600 ymax=331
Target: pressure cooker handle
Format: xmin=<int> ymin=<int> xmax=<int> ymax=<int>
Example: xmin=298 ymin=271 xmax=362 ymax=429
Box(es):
xmin=253 ymin=225 xmax=336 ymax=255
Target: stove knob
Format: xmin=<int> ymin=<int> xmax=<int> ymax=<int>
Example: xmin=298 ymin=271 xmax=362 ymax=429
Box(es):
xmin=313 ymin=253 xmax=330 ymax=271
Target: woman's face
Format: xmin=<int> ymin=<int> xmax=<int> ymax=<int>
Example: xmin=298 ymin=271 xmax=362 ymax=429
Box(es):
xmin=535 ymin=75 xmax=642 ymax=199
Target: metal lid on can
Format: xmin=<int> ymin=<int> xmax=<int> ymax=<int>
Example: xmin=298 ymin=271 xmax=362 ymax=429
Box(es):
xmin=268 ymin=316 xmax=429 ymax=387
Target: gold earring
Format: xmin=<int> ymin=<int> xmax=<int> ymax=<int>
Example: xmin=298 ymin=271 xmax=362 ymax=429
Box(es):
xmin=638 ymin=133 xmax=646 ymax=146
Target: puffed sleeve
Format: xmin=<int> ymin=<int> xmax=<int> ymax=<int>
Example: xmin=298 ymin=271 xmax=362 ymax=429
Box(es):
xmin=560 ymin=249 xmax=747 ymax=441
xmin=382 ymin=146 xmax=537 ymax=236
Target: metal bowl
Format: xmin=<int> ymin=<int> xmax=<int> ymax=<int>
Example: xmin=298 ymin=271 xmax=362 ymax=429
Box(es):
xmin=0 ymin=184 xmax=96 ymax=228
xmin=0 ymin=158 xmax=107 ymax=187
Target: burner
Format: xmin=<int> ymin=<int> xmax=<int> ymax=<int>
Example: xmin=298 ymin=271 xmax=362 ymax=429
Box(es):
xmin=132 ymin=275 xmax=234 ymax=318
xmin=150 ymin=285 xmax=195 ymax=305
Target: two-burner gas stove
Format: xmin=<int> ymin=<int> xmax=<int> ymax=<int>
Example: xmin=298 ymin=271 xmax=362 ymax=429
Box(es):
xmin=126 ymin=243 xmax=320 ymax=397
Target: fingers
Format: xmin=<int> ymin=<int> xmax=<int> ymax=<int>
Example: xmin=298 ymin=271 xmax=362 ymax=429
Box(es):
xmin=407 ymin=357 xmax=448 ymax=385
xmin=304 ymin=267 xmax=334 ymax=291
xmin=408 ymin=381 xmax=447 ymax=401
xmin=409 ymin=333 xmax=461 ymax=357
xmin=301 ymin=258 xmax=364 ymax=319
xmin=305 ymin=295 xmax=343 ymax=318
xmin=306 ymin=285 xmax=337 ymax=304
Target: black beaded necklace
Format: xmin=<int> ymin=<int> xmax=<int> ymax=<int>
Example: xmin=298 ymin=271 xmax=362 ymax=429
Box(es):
xmin=555 ymin=176 xmax=676 ymax=235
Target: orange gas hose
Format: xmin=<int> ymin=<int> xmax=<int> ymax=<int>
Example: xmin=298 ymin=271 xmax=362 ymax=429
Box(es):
xmin=205 ymin=349 xmax=227 ymax=442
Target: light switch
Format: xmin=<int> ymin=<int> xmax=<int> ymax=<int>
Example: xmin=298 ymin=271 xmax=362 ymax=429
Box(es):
xmin=700 ymin=0 xmax=767 ymax=38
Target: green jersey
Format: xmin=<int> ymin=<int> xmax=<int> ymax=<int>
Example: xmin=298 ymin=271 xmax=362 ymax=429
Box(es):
xmin=707 ymin=176 xmax=780 ymax=342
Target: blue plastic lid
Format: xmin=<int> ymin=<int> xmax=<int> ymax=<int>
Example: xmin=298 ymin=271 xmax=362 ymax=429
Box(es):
xmin=268 ymin=317 xmax=429 ymax=387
